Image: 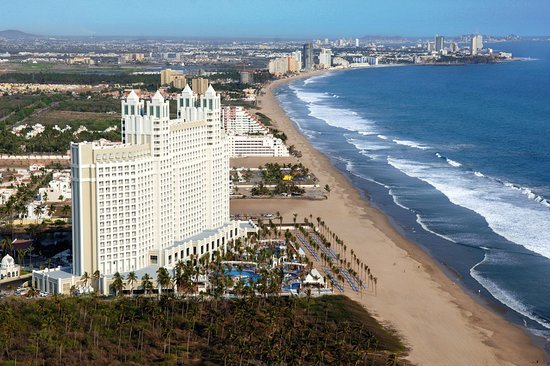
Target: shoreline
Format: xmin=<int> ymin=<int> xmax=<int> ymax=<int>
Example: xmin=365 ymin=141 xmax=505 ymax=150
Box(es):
xmin=231 ymin=69 xmax=547 ymax=365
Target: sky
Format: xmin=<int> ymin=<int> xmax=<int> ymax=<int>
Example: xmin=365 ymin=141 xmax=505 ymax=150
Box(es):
xmin=1 ymin=0 xmax=549 ymax=39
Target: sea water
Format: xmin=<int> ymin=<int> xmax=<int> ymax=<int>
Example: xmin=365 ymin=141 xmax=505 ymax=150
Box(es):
xmin=276 ymin=41 xmax=550 ymax=348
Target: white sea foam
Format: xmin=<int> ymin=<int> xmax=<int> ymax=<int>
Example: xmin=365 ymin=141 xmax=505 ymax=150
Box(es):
xmin=471 ymin=253 xmax=550 ymax=330
xmin=377 ymin=135 xmax=388 ymax=140
xmin=290 ymin=85 xmax=377 ymax=135
xmin=345 ymin=159 xmax=354 ymax=173
xmin=415 ymin=214 xmax=457 ymax=243
xmin=503 ymin=182 xmax=550 ymax=207
xmin=388 ymin=188 xmax=411 ymax=211
xmin=446 ymin=159 xmax=462 ymax=167
xmin=387 ymin=157 xmax=550 ymax=259
xmin=303 ymin=72 xmax=334 ymax=85
xmin=346 ymin=137 xmax=388 ymax=152
xmin=392 ymin=139 xmax=430 ymax=150
xmin=435 ymin=152 xmax=463 ymax=167
xmin=474 ymin=171 xmax=485 ymax=177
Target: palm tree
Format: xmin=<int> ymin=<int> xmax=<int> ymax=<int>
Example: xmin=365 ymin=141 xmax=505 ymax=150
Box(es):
xmin=27 ymin=286 xmax=38 ymax=298
xmin=276 ymin=211 xmax=282 ymax=236
xmin=61 ymin=205 xmax=70 ymax=218
xmin=156 ymin=267 xmax=172 ymax=297
xmin=33 ymin=205 xmax=43 ymax=223
xmin=126 ymin=271 xmax=137 ymax=296
xmin=1 ymin=238 xmax=11 ymax=256
xmin=16 ymin=248 xmax=25 ymax=270
xmin=141 ymin=273 xmax=154 ymax=295
xmin=80 ymin=272 xmax=91 ymax=288
xmin=112 ymin=272 xmax=124 ymax=296
xmin=47 ymin=204 xmax=55 ymax=218
xmin=26 ymin=245 xmax=34 ymax=269
xmin=92 ymin=269 xmax=101 ymax=291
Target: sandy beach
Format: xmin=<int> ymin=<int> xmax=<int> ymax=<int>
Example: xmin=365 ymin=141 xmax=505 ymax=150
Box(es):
xmin=230 ymin=70 xmax=547 ymax=365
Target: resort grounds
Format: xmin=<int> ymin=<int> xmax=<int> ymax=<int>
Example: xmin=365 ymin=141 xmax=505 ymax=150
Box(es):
xmin=228 ymin=71 xmax=548 ymax=366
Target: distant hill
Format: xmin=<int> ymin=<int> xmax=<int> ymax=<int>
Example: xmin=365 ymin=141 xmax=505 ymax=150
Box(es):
xmin=0 ymin=29 xmax=40 ymax=39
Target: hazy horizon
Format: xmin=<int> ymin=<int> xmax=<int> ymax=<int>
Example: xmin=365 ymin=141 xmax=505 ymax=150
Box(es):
xmin=1 ymin=0 xmax=549 ymax=39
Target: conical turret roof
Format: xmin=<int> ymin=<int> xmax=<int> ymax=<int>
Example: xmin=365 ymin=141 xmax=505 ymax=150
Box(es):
xmin=204 ymin=84 xmax=216 ymax=96
xmin=152 ymin=90 xmax=164 ymax=103
xmin=181 ymin=84 xmax=193 ymax=96
xmin=126 ymin=90 xmax=139 ymax=102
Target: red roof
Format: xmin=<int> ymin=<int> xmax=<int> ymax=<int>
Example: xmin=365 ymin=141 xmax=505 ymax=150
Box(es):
xmin=12 ymin=239 xmax=33 ymax=249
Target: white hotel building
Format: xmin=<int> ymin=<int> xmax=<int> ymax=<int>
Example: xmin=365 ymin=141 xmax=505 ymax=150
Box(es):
xmin=33 ymin=85 xmax=255 ymax=294
xmin=222 ymin=106 xmax=289 ymax=158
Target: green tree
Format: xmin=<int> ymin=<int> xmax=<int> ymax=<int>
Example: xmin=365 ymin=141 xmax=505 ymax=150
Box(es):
xmin=156 ymin=267 xmax=172 ymax=297
xmin=141 ymin=273 xmax=154 ymax=295
xmin=112 ymin=272 xmax=124 ymax=296
xmin=126 ymin=271 xmax=137 ymax=296
xmin=80 ymin=272 xmax=91 ymax=288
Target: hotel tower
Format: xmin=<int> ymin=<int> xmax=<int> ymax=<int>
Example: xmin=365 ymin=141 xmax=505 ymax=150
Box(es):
xmin=34 ymin=84 xmax=254 ymax=294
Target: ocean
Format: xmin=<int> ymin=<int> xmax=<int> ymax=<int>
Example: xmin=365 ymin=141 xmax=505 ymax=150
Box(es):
xmin=275 ymin=41 xmax=550 ymax=349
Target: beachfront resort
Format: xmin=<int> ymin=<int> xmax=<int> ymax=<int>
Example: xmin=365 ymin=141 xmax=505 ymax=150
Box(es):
xmin=28 ymin=83 xmax=370 ymax=298
xmin=31 ymin=85 xmax=255 ymax=294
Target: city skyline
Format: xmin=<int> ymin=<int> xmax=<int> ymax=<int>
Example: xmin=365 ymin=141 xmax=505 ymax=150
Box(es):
xmin=1 ymin=0 xmax=549 ymax=39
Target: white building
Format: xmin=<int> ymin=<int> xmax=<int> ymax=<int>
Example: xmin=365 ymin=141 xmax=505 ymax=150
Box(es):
xmin=291 ymin=51 xmax=302 ymax=69
xmin=318 ymin=48 xmax=332 ymax=69
xmin=33 ymin=84 xmax=256 ymax=294
xmin=222 ymin=106 xmax=269 ymax=135
xmin=38 ymin=171 xmax=72 ymax=202
xmin=221 ymin=106 xmax=289 ymax=157
xmin=0 ymin=255 xmax=20 ymax=280
xmin=435 ymin=35 xmax=445 ymax=52
xmin=351 ymin=56 xmax=378 ymax=66
xmin=227 ymin=133 xmax=289 ymax=157
xmin=471 ymin=35 xmax=483 ymax=55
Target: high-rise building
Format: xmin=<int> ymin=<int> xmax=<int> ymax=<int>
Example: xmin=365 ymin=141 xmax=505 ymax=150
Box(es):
xmin=318 ymin=48 xmax=332 ymax=69
xmin=302 ymin=42 xmax=314 ymax=70
xmin=173 ymin=76 xmax=187 ymax=89
xmin=239 ymin=71 xmax=254 ymax=84
xmin=355 ymin=38 xmax=360 ymax=47
xmin=191 ymin=77 xmax=209 ymax=95
xmin=268 ymin=56 xmax=300 ymax=76
xmin=426 ymin=41 xmax=435 ymax=52
xmin=435 ymin=36 xmax=445 ymax=52
xmin=33 ymin=86 xmax=255 ymax=294
xmin=160 ymin=69 xmax=185 ymax=86
xmin=471 ymin=35 xmax=483 ymax=55
xmin=291 ymin=51 xmax=302 ymax=69
xmin=449 ymin=41 xmax=459 ymax=53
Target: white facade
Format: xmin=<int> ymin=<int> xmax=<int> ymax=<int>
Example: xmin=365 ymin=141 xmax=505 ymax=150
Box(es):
xmin=39 ymin=171 xmax=72 ymax=202
xmin=222 ymin=106 xmax=269 ymax=135
xmin=318 ymin=48 xmax=332 ymax=69
xmin=435 ymin=36 xmax=445 ymax=52
xmin=227 ymin=133 xmax=289 ymax=157
xmin=222 ymin=106 xmax=289 ymax=158
xmin=0 ymin=255 xmax=20 ymax=280
xmin=291 ymin=51 xmax=302 ymax=69
xmin=351 ymin=56 xmax=378 ymax=66
xmin=471 ymin=35 xmax=483 ymax=55
xmin=68 ymin=85 xmax=253 ymax=279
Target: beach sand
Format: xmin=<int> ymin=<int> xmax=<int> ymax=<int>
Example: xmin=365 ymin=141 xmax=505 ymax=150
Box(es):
xmin=230 ymin=70 xmax=547 ymax=365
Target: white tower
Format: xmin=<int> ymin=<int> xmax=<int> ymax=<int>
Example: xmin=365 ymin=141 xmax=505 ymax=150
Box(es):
xmin=121 ymin=90 xmax=144 ymax=144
